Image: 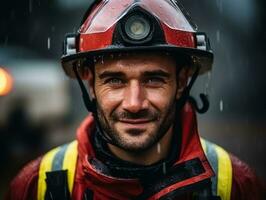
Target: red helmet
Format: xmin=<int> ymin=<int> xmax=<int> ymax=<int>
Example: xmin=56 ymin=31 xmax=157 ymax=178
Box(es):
xmin=62 ymin=0 xmax=213 ymax=79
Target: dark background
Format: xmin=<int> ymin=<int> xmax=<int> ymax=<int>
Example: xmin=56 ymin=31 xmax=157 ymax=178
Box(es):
xmin=0 ymin=0 xmax=265 ymax=198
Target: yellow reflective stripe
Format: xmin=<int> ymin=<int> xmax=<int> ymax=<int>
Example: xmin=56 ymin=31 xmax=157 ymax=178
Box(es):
xmin=215 ymin=144 xmax=232 ymax=200
xmin=200 ymin=138 xmax=207 ymax=152
xmin=200 ymin=138 xmax=232 ymax=199
xmin=37 ymin=147 xmax=61 ymax=200
xmin=62 ymin=140 xmax=78 ymax=194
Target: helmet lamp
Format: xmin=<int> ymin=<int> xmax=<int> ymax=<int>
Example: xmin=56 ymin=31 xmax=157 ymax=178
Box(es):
xmin=124 ymin=15 xmax=151 ymax=41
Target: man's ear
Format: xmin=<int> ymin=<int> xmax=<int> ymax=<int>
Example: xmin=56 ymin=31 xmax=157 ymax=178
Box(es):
xmin=86 ymin=68 xmax=96 ymax=99
xmin=176 ymin=67 xmax=189 ymax=100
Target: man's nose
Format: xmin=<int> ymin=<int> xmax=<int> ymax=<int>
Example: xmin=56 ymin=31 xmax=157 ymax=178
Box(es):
xmin=122 ymin=81 xmax=148 ymax=113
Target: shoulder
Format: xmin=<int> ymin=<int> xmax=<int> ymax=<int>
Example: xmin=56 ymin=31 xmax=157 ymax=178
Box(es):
xmin=6 ymin=141 xmax=79 ymax=200
xmin=202 ymin=139 xmax=266 ymax=199
xmin=6 ymin=157 xmax=42 ymax=200
xmin=229 ymin=154 xmax=266 ymax=200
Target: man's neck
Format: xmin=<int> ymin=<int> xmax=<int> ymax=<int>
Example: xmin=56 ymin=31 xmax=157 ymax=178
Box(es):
xmin=107 ymin=127 xmax=174 ymax=166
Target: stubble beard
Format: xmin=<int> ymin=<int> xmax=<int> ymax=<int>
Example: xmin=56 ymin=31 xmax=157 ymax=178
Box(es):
xmin=96 ymin=100 xmax=176 ymax=153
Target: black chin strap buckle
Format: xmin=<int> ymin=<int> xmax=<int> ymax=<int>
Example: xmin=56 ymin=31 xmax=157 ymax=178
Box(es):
xmin=188 ymin=94 xmax=209 ymax=114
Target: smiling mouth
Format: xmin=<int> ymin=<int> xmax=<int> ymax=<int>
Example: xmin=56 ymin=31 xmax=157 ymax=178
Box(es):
xmin=118 ymin=119 xmax=152 ymax=124
xmin=117 ymin=119 xmax=153 ymax=133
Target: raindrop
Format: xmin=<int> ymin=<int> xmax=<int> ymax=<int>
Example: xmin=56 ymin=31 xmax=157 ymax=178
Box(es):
xmin=204 ymin=72 xmax=212 ymax=94
xmin=157 ymin=143 xmax=161 ymax=154
xmin=162 ymin=162 xmax=167 ymax=174
xmin=216 ymin=0 xmax=223 ymax=13
xmin=49 ymin=192 xmax=54 ymax=200
xmin=84 ymin=193 xmax=88 ymax=200
xmin=216 ymin=30 xmax=220 ymax=43
xmin=204 ymin=83 xmax=209 ymax=95
xmin=47 ymin=37 xmax=51 ymax=50
xmin=219 ymin=100 xmax=223 ymax=111
xmin=207 ymin=72 xmax=211 ymax=79
xmin=73 ymin=27 xmax=77 ymax=33
xmin=93 ymin=56 xmax=97 ymax=63
xmin=29 ymin=0 xmax=33 ymax=13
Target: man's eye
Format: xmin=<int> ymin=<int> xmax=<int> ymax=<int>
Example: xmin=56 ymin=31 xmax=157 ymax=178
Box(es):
xmin=145 ymin=77 xmax=165 ymax=85
xmin=104 ymin=78 xmax=124 ymax=85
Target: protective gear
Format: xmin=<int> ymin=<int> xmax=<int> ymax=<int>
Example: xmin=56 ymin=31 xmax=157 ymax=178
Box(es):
xmin=61 ymin=0 xmax=213 ymax=79
xmin=6 ymin=104 xmax=266 ymax=200
xmin=37 ymin=139 xmax=232 ymax=200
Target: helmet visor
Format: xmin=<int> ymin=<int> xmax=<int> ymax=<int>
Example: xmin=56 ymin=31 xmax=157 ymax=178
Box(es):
xmin=83 ymin=0 xmax=195 ymax=34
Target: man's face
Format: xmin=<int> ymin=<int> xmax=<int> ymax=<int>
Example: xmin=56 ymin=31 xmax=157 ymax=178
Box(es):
xmin=89 ymin=53 xmax=185 ymax=152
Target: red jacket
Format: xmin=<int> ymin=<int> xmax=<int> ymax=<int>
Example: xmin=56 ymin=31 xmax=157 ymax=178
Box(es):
xmin=6 ymin=104 xmax=265 ymax=200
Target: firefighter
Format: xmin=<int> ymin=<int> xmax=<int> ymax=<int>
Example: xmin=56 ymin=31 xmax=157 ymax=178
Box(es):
xmin=6 ymin=0 xmax=265 ymax=199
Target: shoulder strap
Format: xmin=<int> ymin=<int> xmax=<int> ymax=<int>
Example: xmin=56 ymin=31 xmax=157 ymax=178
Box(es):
xmin=37 ymin=140 xmax=78 ymax=200
xmin=201 ymin=138 xmax=232 ymax=200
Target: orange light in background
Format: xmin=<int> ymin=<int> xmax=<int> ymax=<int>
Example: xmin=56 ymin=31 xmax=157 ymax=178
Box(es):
xmin=0 ymin=67 xmax=13 ymax=96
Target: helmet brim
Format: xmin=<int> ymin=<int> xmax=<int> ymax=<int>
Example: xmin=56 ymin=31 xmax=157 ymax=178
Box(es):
xmin=61 ymin=45 xmax=213 ymax=79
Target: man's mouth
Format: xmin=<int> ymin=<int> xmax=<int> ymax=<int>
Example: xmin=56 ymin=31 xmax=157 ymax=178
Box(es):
xmin=116 ymin=119 xmax=155 ymax=133
xmin=118 ymin=119 xmax=152 ymax=124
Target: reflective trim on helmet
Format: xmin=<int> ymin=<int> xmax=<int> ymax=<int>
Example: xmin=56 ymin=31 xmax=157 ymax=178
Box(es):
xmin=81 ymin=0 xmax=194 ymax=35
xmin=139 ymin=0 xmax=194 ymax=32
xmin=81 ymin=0 xmax=134 ymax=34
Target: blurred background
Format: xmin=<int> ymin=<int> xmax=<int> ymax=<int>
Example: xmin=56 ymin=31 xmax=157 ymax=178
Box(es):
xmin=0 ymin=0 xmax=265 ymax=197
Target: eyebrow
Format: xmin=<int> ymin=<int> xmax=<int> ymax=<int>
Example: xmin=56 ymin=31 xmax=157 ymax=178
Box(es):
xmin=143 ymin=70 xmax=170 ymax=78
xmin=98 ymin=71 xmax=125 ymax=79
xmin=98 ymin=69 xmax=171 ymax=79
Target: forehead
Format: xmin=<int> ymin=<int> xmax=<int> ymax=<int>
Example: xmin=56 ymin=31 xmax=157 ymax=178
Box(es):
xmin=94 ymin=53 xmax=177 ymax=74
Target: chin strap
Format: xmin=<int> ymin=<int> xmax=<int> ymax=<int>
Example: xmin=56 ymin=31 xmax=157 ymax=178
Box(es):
xmin=73 ymin=62 xmax=96 ymax=113
xmin=73 ymin=62 xmax=120 ymax=146
xmin=95 ymin=123 xmax=118 ymax=146
xmin=176 ymin=66 xmax=209 ymax=114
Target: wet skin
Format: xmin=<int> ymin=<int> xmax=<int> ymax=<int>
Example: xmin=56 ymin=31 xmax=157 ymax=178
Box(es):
xmin=87 ymin=53 xmax=188 ymax=164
